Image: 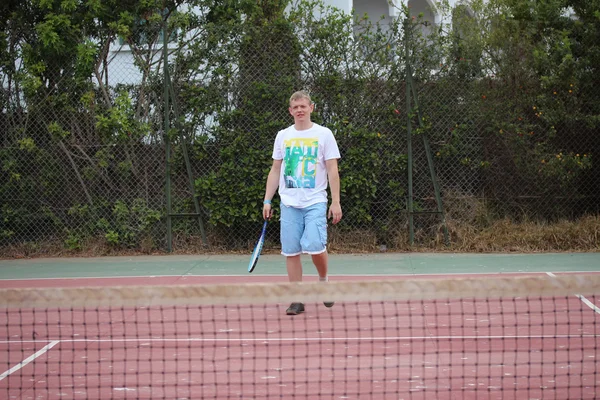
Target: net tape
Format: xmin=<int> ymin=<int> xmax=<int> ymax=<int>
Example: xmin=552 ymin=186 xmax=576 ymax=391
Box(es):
xmin=2 ymin=274 xmax=599 ymax=308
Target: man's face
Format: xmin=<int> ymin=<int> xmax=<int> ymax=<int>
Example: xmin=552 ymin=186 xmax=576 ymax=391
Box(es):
xmin=289 ymin=98 xmax=314 ymax=122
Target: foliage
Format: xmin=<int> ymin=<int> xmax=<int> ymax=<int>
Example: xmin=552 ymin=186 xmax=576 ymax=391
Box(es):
xmin=0 ymin=0 xmax=598 ymax=255
xmin=433 ymin=0 xmax=599 ymax=218
xmin=195 ymin=1 xmax=299 ymax=236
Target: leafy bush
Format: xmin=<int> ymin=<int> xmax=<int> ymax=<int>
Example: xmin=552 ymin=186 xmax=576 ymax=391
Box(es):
xmin=0 ymin=0 xmax=598 ymax=255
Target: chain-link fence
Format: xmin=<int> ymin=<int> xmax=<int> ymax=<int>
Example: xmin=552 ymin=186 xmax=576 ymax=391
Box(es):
xmin=1 ymin=1 xmax=598 ymax=255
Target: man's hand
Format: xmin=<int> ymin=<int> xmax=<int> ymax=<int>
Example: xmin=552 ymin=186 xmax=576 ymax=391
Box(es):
xmin=263 ymin=203 xmax=272 ymax=220
xmin=328 ymin=201 xmax=342 ymax=224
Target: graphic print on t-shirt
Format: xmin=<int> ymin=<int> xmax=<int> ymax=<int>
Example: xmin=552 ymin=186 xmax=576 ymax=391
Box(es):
xmin=283 ymin=137 xmax=318 ymax=188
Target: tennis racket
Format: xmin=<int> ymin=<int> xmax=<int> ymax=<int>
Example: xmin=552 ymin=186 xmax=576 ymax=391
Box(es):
xmin=248 ymin=220 xmax=268 ymax=273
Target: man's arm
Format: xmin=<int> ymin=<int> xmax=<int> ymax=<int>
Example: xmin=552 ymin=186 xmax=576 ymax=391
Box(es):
xmin=326 ymin=158 xmax=342 ymax=224
xmin=263 ymin=159 xmax=282 ymax=220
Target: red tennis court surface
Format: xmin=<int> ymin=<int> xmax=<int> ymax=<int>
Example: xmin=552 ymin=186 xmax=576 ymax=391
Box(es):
xmin=1 ymin=274 xmax=599 ymax=399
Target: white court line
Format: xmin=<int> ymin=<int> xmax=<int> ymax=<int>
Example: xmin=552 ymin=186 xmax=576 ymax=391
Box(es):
xmin=576 ymin=295 xmax=600 ymax=314
xmin=0 ymin=341 xmax=59 ymax=381
xmin=1 ymin=334 xmax=599 ymax=345
xmin=546 ymin=271 xmax=599 ymax=314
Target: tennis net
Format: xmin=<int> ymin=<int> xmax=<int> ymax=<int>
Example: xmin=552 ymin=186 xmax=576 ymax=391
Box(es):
xmin=1 ymin=274 xmax=599 ymax=399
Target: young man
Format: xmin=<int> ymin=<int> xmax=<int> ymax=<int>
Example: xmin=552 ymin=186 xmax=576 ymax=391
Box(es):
xmin=263 ymin=90 xmax=342 ymax=316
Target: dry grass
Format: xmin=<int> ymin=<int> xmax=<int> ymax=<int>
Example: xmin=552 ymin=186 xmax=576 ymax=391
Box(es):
xmin=1 ymin=215 xmax=598 ymax=259
xmin=316 ymin=214 xmax=599 ymax=253
xmin=447 ymin=214 xmax=600 ymax=253
xmin=328 ymin=228 xmax=381 ymax=253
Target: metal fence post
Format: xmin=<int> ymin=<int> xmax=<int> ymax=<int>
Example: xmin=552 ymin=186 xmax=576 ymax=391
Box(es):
xmin=163 ymin=12 xmax=173 ymax=252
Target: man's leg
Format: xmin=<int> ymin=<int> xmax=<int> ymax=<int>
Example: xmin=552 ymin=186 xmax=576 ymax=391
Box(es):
xmin=285 ymin=255 xmax=305 ymax=315
xmin=312 ymin=251 xmax=334 ymax=308
xmin=311 ymin=251 xmax=328 ymax=279
xmin=281 ymin=204 xmax=305 ymax=315
xmin=287 ymin=255 xmax=303 ymax=282
xmin=300 ymin=203 xmax=334 ymax=308
xmin=302 ymin=203 xmax=329 ymax=281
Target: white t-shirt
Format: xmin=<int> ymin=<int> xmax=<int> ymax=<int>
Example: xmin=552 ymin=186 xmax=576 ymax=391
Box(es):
xmin=272 ymin=123 xmax=340 ymax=208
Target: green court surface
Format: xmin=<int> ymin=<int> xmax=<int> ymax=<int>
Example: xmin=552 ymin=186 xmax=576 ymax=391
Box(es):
xmin=0 ymin=252 xmax=598 ymax=280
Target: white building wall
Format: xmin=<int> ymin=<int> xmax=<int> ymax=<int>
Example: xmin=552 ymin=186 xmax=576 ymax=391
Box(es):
xmin=353 ymin=0 xmax=455 ymax=25
xmin=324 ymin=0 xmax=352 ymax=13
xmin=104 ymin=49 xmax=145 ymax=87
xmin=354 ymin=0 xmax=391 ymax=22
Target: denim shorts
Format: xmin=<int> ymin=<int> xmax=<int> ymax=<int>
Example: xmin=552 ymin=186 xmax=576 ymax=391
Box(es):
xmin=280 ymin=202 xmax=327 ymax=256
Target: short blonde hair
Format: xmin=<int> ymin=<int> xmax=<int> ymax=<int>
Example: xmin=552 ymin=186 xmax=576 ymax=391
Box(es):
xmin=289 ymin=90 xmax=312 ymax=106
